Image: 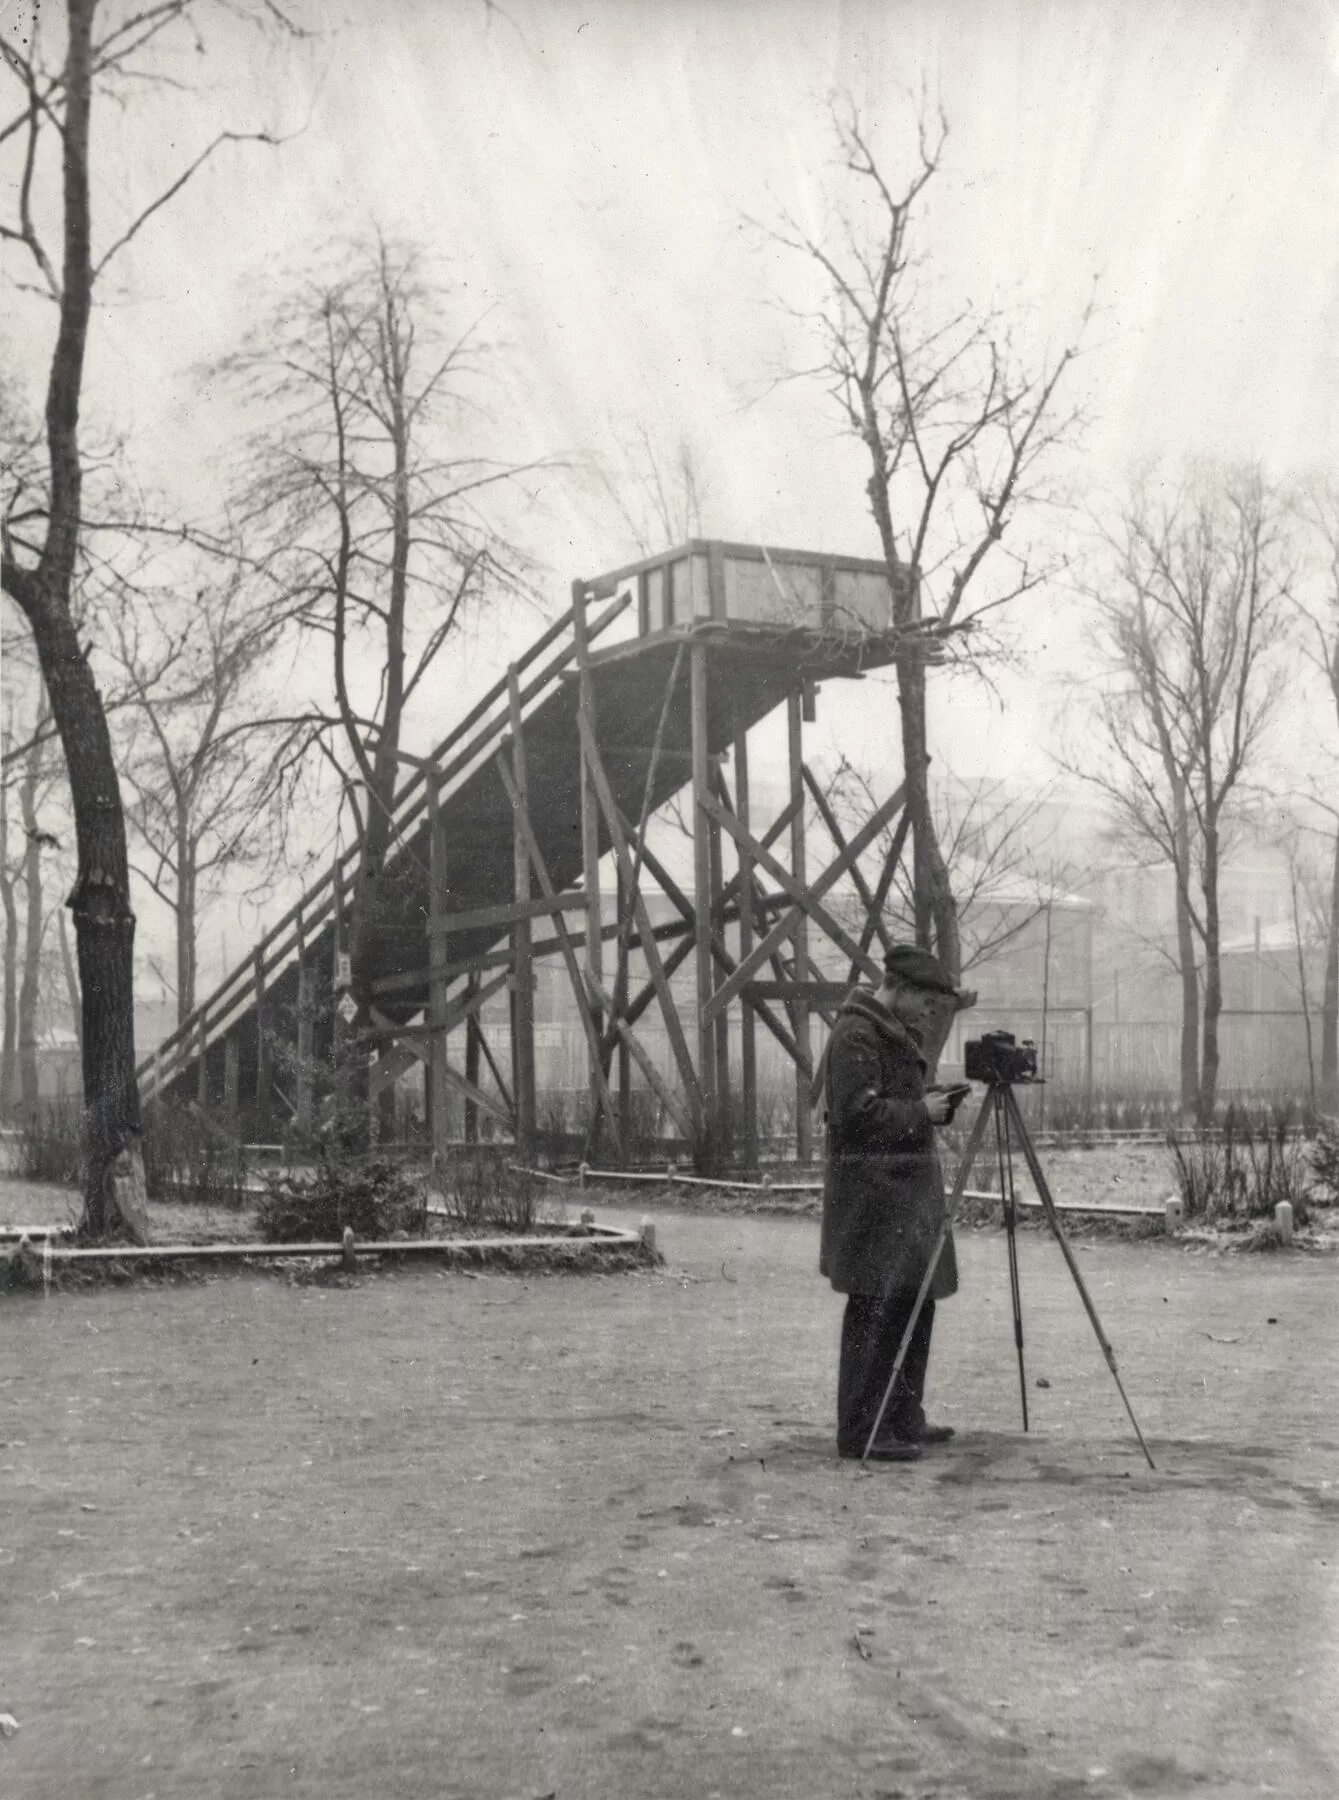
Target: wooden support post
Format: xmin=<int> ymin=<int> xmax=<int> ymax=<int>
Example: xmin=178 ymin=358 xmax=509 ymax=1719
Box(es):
xmin=691 ymin=639 xmax=717 ymax=1161
xmin=296 ymin=955 xmax=314 ymax=1134
xmin=616 ymin=864 xmax=632 ymax=1151
xmin=574 ymin=582 xmax=606 ymax=1150
xmin=707 ymin=754 xmax=731 ymax=1156
xmin=196 ymin=1013 xmax=209 ymax=1108
xmin=331 ymin=857 xmax=348 ymax=1128
xmin=223 ymin=1034 xmax=239 ymax=1123
xmin=464 ymin=973 xmax=480 ymax=1145
xmin=253 ymin=949 xmax=271 ymax=1142
xmin=427 ymin=779 xmax=451 ymax=1161
xmin=508 ymin=668 xmax=536 ymax=1163
xmin=734 ymin=720 xmax=759 ymax=1169
xmin=788 ymin=690 xmax=812 ymax=1164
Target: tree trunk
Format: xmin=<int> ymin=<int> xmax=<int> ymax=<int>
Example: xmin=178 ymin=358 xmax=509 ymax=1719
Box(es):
xmin=1199 ymin=826 xmax=1222 ymax=1126
xmin=17 ymin=591 xmax=149 ymax=1241
xmin=1171 ymin=778 xmax=1199 ymax=1122
xmin=895 ymin=647 xmax=959 ymax=978
xmin=0 ymin=0 xmax=147 ymax=1243
xmin=17 ymin=746 xmax=43 ymax=1118
xmin=1322 ymin=828 xmax=1339 ymax=1112
xmin=0 ymin=773 xmax=18 ymax=1122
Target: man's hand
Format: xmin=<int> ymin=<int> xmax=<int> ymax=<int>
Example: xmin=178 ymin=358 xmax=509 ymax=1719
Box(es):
xmin=924 ymin=1091 xmax=953 ymax=1126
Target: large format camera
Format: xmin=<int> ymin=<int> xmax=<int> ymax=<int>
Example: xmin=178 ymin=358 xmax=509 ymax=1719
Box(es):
xmin=964 ymin=1030 xmax=1040 ymax=1085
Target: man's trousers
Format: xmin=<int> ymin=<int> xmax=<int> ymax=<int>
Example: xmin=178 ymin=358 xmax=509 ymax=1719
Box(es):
xmin=837 ymin=1290 xmax=936 ymax=1454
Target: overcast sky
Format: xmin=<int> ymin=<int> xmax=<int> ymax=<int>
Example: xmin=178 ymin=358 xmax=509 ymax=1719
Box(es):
xmin=6 ymin=0 xmax=1339 ymax=982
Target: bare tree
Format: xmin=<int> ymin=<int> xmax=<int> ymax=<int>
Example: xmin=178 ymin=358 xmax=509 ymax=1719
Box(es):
xmin=219 ymin=233 xmax=544 ymax=1053
xmin=1073 ymin=465 xmax=1292 ymax=1123
xmin=594 ymin=417 xmax=714 ymax=558
xmin=1288 ymin=474 xmax=1339 ymax=1108
xmin=765 ymin=100 xmax=1086 ymax=981
xmin=0 ymin=0 xmax=297 ymax=1239
xmin=825 ymin=759 xmax=1084 ymax=971
xmin=107 ymin=564 xmax=289 ymax=1024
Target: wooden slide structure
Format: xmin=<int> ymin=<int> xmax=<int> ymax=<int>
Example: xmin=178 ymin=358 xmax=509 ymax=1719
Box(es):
xmin=139 ymin=539 xmax=916 ymax=1169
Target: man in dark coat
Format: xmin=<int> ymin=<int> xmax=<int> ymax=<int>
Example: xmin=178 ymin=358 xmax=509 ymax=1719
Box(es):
xmin=820 ymin=943 xmax=969 ymax=1463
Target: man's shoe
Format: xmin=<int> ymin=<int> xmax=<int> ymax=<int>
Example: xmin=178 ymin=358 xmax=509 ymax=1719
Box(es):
xmin=895 ymin=1422 xmax=956 ymax=1445
xmin=839 ymin=1437 xmax=922 ymax=1463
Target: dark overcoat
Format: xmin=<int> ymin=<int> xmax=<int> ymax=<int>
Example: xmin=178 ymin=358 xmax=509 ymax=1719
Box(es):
xmin=819 ymin=989 xmax=959 ymax=1299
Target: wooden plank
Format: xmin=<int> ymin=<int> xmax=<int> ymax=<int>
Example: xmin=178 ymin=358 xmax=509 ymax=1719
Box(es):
xmin=577 ymin=705 xmax=705 ymax=1131
xmin=508 ymin=668 xmax=536 ymax=1163
xmin=32 ymin=1229 xmax=641 ymax=1265
xmin=137 ymin=590 xmax=632 ymax=1082
xmin=732 ymin=722 xmax=758 ymax=1165
xmin=700 ymin=788 xmax=877 ymax=989
xmin=802 ymin=761 xmax=896 ymax=957
xmin=253 ymin=948 xmax=271 ymax=1141
xmin=852 ymin=808 xmax=911 ymax=980
xmin=427 ymin=780 xmax=450 ymax=1156
xmin=690 ymin=640 xmax=717 ymax=1130
xmin=223 ymin=1035 xmax=240 ymax=1121
xmin=438 ymin=1058 xmax=513 ymax=1131
xmin=744 ymin=981 xmax=853 ymax=1004
xmin=365 ymin=973 xmax=510 ymax=1045
xmin=702 ymin=781 xmax=906 ymax=1022
xmin=613 ymin=1019 xmax=695 ymax=1143
xmin=788 ymin=691 xmax=813 ymax=1163
xmin=614 ymin=819 xmax=809 ymax=1076
xmin=707 ymin=756 xmax=731 ymax=1141
xmin=574 ymin=581 xmax=607 ymax=1146
xmin=465 ymin=973 xmax=481 ymax=1144
xmin=296 ymin=957 xmax=314 ymax=1131
xmin=495 ymin=748 xmax=623 ymax=1157
xmin=428 ymin=893 xmax=586 ymax=936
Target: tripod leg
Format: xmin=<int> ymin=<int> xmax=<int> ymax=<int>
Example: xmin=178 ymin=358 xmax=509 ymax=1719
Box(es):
xmin=996 ymin=1090 xmax=1029 ymax=1431
xmin=1001 ymin=1085 xmax=1157 ymax=1472
xmin=860 ymin=1090 xmax=996 ymax=1464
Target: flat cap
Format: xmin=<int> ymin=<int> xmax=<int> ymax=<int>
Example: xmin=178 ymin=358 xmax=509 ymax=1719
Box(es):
xmin=882 ymin=942 xmax=958 ymax=996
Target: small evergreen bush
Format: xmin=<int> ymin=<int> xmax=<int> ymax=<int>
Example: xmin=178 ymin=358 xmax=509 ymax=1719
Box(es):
xmin=257 ymin=1154 xmax=427 ymax=1243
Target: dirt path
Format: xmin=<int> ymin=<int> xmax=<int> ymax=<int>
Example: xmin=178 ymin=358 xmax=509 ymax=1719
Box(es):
xmin=2 ymin=1205 xmax=1336 ymax=1799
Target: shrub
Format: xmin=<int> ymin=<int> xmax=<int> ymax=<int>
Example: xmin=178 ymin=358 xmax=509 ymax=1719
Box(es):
xmin=141 ymin=1103 xmax=249 ymax=1208
xmin=256 ymin=1154 xmax=427 ymax=1243
xmin=1309 ymin=1119 xmax=1339 ymax=1206
xmin=1169 ymin=1106 xmax=1311 ymax=1226
xmin=14 ymin=1101 xmax=84 ymax=1185
xmin=444 ymin=1149 xmax=540 ymax=1233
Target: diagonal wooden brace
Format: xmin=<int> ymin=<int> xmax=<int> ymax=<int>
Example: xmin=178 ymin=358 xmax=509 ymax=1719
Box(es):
xmin=701 ymin=781 xmax=906 ymax=1023
xmin=576 ymin=706 xmax=705 ymax=1129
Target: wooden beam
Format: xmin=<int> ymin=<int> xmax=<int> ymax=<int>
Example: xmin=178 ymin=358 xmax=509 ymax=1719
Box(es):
xmin=616 ymin=818 xmax=808 ymax=1076
xmin=699 ymin=788 xmax=878 ymax=987
xmin=427 ymin=893 xmax=586 ymax=936
xmin=788 ymin=692 xmax=813 ymax=1163
xmin=852 ymin=809 xmax=911 ymax=980
xmin=701 ymin=781 xmax=906 ymax=1023
xmin=495 ymin=748 xmax=623 ymax=1158
xmin=296 ymin=954 xmax=314 ymax=1132
xmin=574 ymin=580 xmax=607 ymax=1148
xmin=253 ymin=947 xmax=271 ymax=1141
xmin=732 ymin=723 xmax=758 ymax=1165
xmin=743 ymin=981 xmax=853 ymax=1005
xmin=427 ymin=780 xmax=451 ymax=1157
xmin=613 ymin=1020 xmax=695 ymax=1143
xmin=690 ymin=640 xmax=717 ymax=1141
xmin=577 ymin=706 xmax=705 ymax=1131
xmin=438 ymin=1059 xmax=513 ymax=1131
xmin=802 ymin=761 xmax=896 ymax=957
xmin=508 ymin=668 xmax=537 ymax=1164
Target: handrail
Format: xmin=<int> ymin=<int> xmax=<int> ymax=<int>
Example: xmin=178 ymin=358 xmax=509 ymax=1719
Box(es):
xmin=139 ymin=589 xmax=632 ymax=1088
